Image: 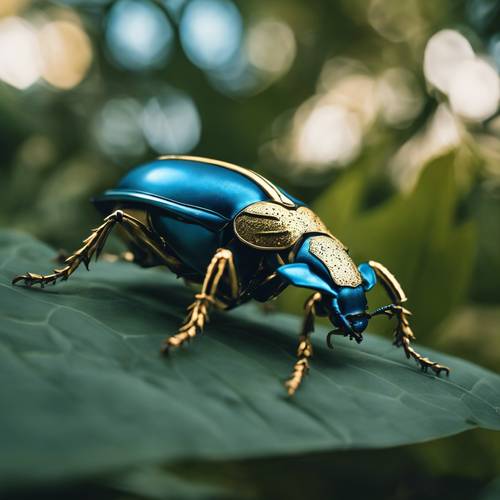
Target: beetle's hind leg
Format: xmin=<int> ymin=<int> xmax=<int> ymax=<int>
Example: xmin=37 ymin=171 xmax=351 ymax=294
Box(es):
xmin=161 ymin=249 xmax=238 ymax=353
xmin=369 ymin=261 xmax=450 ymax=376
xmin=285 ymin=292 xmax=324 ymax=396
xmin=12 ymin=210 xmax=167 ymax=287
xmin=54 ymin=248 xmax=135 ymax=265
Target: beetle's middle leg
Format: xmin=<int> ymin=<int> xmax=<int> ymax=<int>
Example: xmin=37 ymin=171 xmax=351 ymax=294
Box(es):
xmin=285 ymin=292 xmax=324 ymax=396
xmin=12 ymin=210 xmax=168 ymax=287
xmin=161 ymin=249 xmax=238 ymax=352
xmin=369 ymin=261 xmax=450 ymax=376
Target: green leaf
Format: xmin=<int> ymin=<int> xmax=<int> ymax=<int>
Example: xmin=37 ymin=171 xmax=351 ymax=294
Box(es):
xmin=0 ymin=230 xmax=498 ymax=491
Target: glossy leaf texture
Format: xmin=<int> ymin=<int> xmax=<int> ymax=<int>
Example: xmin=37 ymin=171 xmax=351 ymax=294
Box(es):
xmin=0 ymin=230 xmax=498 ymax=491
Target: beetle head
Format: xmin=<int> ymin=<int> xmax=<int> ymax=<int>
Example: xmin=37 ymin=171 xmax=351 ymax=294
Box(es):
xmin=276 ymin=260 xmax=377 ymax=343
xmin=328 ymin=286 xmax=370 ymax=338
xmin=326 ymin=262 xmax=376 ymax=339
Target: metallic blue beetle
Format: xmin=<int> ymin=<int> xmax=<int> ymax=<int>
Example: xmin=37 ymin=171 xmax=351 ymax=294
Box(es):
xmin=12 ymin=156 xmax=449 ymax=394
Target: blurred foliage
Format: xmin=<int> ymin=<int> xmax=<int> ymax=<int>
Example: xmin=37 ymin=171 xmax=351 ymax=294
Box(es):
xmin=0 ymin=0 xmax=499 ymax=499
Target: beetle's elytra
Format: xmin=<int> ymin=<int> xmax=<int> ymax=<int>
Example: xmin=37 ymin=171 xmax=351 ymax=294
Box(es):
xmin=12 ymin=156 xmax=449 ymax=395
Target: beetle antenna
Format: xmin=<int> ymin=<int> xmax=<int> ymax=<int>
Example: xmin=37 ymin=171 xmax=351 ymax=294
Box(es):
xmin=326 ymin=329 xmax=341 ymax=349
xmin=368 ymin=304 xmax=394 ymax=318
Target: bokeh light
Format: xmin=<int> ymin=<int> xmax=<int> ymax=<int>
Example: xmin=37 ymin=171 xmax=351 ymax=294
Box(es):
xmin=376 ymin=68 xmax=423 ymax=127
xmin=390 ymin=104 xmax=461 ymax=190
xmin=319 ymin=59 xmax=380 ymax=131
xmin=325 ymin=73 xmax=378 ymax=129
xmin=39 ymin=20 xmax=92 ymax=90
xmin=0 ymin=17 xmax=41 ymax=90
xmin=449 ymin=58 xmax=500 ymax=121
xmin=106 ymin=0 xmax=174 ymax=71
xmin=271 ymin=58 xmax=387 ymax=173
xmin=368 ymin=0 xmax=424 ymax=43
xmin=94 ymin=97 xmax=146 ymax=158
xmin=318 ymin=57 xmax=367 ymax=91
xmin=207 ymin=17 xmax=297 ymax=98
xmin=17 ymin=134 xmax=56 ymax=171
xmin=424 ymin=29 xmax=500 ymax=123
xmin=0 ymin=0 xmax=29 ymax=17
xmin=180 ymin=0 xmax=242 ymax=71
xmin=207 ymin=52 xmax=260 ymax=96
xmin=424 ymin=30 xmax=475 ymax=94
xmin=140 ymin=88 xmax=201 ymax=154
xmin=294 ymin=101 xmax=362 ymax=167
xmin=246 ymin=19 xmax=296 ymax=76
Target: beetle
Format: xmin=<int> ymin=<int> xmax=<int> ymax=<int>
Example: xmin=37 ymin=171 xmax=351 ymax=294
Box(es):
xmin=12 ymin=156 xmax=449 ymax=395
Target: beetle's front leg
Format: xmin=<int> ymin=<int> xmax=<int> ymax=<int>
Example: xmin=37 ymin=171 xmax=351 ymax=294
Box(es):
xmin=285 ymin=292 xmax=324 ymax=396
xmin=161 ymin=249 xmax=238 ymax=353
xmin=383 ymin=304 xmax=449 ymax=375
xmin=369 ymin=261 xmax=450 ymax=376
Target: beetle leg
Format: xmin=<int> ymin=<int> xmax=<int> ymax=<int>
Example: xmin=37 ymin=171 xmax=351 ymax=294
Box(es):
xmin=285 ymin=292 xmax=323 ymax=396
xmin=161 ymin=249 xmax=238 ymax=352
xmin=12 ymin=210 xmax=169 ymax=287
xmin=369 ymin=261 xmax=450 ymax=376
xmin=54 ymin=248 xmax=134 ymax=265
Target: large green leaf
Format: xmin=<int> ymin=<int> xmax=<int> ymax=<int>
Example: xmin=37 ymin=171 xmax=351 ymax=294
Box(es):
xmin=0 ymin=230 xmax=498 ymax=491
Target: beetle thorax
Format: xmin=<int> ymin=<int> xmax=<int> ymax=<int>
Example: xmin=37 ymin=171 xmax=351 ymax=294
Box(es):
xmin=233 ymin=201 xmax=332 ymax=250
xmin=308 ymin=235 xmax=362 ymax=288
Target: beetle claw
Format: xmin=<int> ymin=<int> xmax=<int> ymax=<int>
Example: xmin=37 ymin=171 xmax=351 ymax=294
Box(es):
xmin=13 ymin=273 xmax=38 ymax=287
xmin=160 ymin=343 xmax=170 ymax=355
xmin=11 ymin=275 xmax=25 ymax=286
xmin=82 ymin=256 xmax=90 ymax=271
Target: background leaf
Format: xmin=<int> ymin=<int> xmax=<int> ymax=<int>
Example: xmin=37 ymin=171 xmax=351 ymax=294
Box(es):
xmin=0 ymin=230 xmax=498 ymax=493
xmin=478 ymin=477 xmax=500 ymax=500
xmin=105 ymin=466 xmax=235 ymax=500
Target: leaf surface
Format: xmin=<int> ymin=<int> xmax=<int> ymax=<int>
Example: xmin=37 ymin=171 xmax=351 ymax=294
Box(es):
xmin=0 ymin=231 xmax=498 ymax=489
